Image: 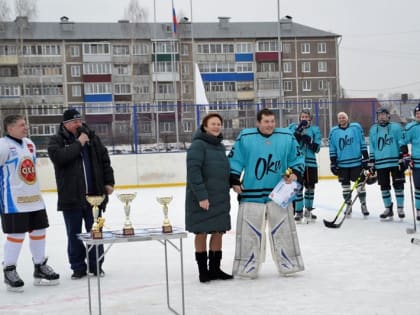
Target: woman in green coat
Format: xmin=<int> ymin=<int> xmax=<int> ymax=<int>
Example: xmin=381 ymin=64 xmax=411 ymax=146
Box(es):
xmin=185 ymin=113 xmax=233 ymax=283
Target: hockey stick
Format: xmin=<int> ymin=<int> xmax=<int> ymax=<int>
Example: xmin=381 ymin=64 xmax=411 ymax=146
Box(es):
xmin=406 ymin=169 xmax=417 ymax=234
xmin=323 ymin=172 xmax=370 ymax=229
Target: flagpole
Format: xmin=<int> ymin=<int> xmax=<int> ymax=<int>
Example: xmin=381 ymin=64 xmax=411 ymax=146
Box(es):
xmin=172 ymin=0 xmax=180 ymax=149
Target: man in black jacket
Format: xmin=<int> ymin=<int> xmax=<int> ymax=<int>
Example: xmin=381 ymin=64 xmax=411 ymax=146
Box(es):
xmin=48 ymin=109 xmax=115 ymax=279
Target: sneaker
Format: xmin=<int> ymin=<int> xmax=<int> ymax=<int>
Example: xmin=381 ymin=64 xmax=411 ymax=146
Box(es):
xmin=304 ymin=208 xmax=317 ymax=220
xmin=417 ymin=209 xmax=420 ymax=221
xmin=361 ymin=203 xmax=370 ymax=216
xmin=344 ymin=203 xmax=352 ymax=217
xmin=294 ymin=211 xmax=303 ymax=223
xmin=3 ymin=265 xmax=24 ymax=292
xmin=397 ymin=207 xmax=405 ymax=219
xmin=33 ymin=258 xmax=60 ymax=286
xmin=380 ymin=203 xmax=394 ymax=220
xmin=71 ymin=270 xmax=87 ymax=280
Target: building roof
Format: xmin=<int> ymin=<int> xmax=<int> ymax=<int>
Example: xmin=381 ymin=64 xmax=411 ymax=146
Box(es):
xmin=0 ymin=17 xmax=340 ymax=41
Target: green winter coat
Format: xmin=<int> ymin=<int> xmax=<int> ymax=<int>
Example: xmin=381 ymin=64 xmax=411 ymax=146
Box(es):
xmin=185 ymin=127 xmax=231 ymax=233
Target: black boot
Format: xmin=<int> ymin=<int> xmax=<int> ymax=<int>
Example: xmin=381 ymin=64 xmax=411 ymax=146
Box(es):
xmin=195 ymin=252 xmax=211 ymax=283
xmin=208 ymin=251 xmax=233 ymax=280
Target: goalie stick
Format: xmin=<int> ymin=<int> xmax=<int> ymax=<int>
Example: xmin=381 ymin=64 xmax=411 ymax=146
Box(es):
xmin=406 ymin=169 xmax=417 ymax=234
xmin=323 ymin=172 xmax=371 ymax=229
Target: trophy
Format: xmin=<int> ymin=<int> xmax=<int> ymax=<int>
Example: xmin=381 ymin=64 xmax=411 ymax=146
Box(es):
xmin=117 ymin=193 xmax=137 ymax=236
xmin=86 ymin=195 xmax=106 ymax=239
xmin=156 ymin=196 xmax=173 ymax=233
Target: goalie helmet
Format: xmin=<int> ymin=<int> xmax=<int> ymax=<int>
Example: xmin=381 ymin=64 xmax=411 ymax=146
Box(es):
xmin=366 ymin=172 xmax=377 ymax=185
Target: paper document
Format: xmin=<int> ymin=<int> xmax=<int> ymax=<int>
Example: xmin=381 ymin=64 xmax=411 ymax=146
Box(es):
xmin=269 ymin=179 xmax=301 ymax=208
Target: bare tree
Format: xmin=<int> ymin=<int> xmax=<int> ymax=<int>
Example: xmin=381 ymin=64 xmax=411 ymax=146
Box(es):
xmin=14 ymin=0 xmax=37 ymax=19
xmin=0 ymin=0 xmax=11 ymax=21
xmin=124 ymin=0 xmax=148 ymax=22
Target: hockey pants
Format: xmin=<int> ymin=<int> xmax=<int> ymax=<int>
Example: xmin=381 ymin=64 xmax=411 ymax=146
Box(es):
xmin=232 ymin=201 xmax=304 ymax=279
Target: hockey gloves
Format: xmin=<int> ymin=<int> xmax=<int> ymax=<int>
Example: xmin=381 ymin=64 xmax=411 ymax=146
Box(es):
xmin=399 ymin=154 xmax=412 ymax=171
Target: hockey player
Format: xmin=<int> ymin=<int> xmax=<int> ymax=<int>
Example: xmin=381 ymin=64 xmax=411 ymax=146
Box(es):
xmin=0 ymin=115 xmax=59 ymax=292
xmin=229 ymin=108 xmax=305 ymax=279
xmin=369 ymin=108 xmax=405 ymax=220
xmin=288 ymin=110 xmax=322 ymax=222
xmin=399 ymin=103 xmax=420 ymax=221
xmin=329 ymin=112 xmax=370 ymax=217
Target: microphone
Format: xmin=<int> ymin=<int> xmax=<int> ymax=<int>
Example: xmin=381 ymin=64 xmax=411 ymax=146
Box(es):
xmin=77 ymin=126 xmax=90 ymax=145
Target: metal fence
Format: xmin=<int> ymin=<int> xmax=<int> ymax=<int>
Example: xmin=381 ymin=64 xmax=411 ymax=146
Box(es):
xmin=1 ymin=98 xmax=418 ymax=155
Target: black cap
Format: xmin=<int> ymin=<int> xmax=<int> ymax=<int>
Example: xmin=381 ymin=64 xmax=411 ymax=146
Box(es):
xmin=63 ymin=109 xmax=81 ymax=123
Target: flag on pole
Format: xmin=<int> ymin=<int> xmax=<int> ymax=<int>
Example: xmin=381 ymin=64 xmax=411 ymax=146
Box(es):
xmin=172 ymin=0 xmax=178 ymax=34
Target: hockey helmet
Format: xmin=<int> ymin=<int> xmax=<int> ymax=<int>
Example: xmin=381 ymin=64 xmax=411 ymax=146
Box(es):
xmin=414 ymin=103 xmax=420 ymax=117
xmin=366 ymin=172 xmax=377 ymax=185
xmin=376 ymin=108 xmax=390 ymax=126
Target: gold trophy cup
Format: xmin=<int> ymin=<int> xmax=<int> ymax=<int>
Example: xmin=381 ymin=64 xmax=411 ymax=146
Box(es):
xmin=156 ymin=196 xmax=173 ymax=233
xmin=117 ymin=193 xmax=137 ymax=236
xmin=86 ymin=195 xmax=106 ymax=239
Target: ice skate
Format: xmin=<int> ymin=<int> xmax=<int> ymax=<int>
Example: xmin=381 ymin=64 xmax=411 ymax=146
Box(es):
xmin=361 ymin=203 xmax=369 ymax=217
xmin=380 ymin=203 xmax=393 ymax=221
xmin=3 ymin=265 xmax=24 ymax=292
xmin=304 ymin=208 xmax=317 ymax=223
xmin=33 ymin=258 xmax=60 ymax=286
xmin=397 ymin=207 xmax=405 ymax=219
xmin=294 ymin=211 xmax=303 ymax=223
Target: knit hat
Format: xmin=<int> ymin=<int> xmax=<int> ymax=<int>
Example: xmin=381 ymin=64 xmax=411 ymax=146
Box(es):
xmin=414 ymin=103 xmax=420 ymax=116
xmin=63 ymin=109 xmax=81 ymax=123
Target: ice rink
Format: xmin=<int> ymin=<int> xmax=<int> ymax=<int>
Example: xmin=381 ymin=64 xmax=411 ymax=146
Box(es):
xmin=1 ymin=179 xmax=420 ymax=315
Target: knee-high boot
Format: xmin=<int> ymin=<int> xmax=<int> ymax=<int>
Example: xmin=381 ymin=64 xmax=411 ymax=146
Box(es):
xmin=195 ymin=252 xmax=211 ymax=283
xmin=208 ymin=250 xmax=233 ymax=280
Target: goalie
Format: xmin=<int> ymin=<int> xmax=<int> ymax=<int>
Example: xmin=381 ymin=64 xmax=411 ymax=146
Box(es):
xmin=228 ymin=108 xmax=305 ymax=279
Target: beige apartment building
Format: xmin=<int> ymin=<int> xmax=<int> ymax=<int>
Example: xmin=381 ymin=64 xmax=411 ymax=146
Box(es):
xmin=0 ymin=16 xmax=340 ymax=150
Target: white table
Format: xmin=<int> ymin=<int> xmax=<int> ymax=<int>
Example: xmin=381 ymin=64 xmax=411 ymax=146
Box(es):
xmin=78 ymin=227 xmax=187 ymax=315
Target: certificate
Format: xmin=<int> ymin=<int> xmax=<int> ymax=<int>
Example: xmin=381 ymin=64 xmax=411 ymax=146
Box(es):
xmin=269 ymin=179 xmax=301 ymax=208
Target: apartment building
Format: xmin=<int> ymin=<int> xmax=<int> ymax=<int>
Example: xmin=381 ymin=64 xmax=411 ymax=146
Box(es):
xmin=0 ymin=16 xmax=340 ymax=149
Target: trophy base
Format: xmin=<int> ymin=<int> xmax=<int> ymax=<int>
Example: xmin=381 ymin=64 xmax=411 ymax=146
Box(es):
xmin=123 ymin=227 xmax=135 ymax=236
xmin=91 ymin=230 xmax=103 ymax=239
xmin=162 ymin=225 xmax=173 ymax=233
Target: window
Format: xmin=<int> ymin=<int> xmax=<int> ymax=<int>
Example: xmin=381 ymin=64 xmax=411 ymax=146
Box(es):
xmin=319 ymin=98 xmax=329 ymax=109
xmin=153 ymin=61 xmax=177 ymax=73
xmin=0 ymin=45 xmax=17 ymax=56
xmin=154 ymin=41 xmax=178 ymax=54
xmin=236 ymin=62 xmax=253 ymax=72
xmin=71 ymin=65 xmax=81 ymax=77
xmin=197 ymin=43 xmax=234 ymax=54
xmin=0 ymin=85 xmax=20 ymax=96
xmin=113 ymin=45 xmax=129 ymax=55
xmin=257 ymin=79 xmax=280 ymax=90
xmin=83 ymin=63 xmax=111 ymax=74
xmin=283 ymin=80 xmax=293 ymax=92
xmin=133 ymin=83 xmax=150 ymax=94
xmin=318 ymin=61 xmax=327 ymax=73
xmin=71 ymin=85 xmax=81 ymax=97
xmin=257 ymin=40 xmax=278 ymax=52
xmin=157 ymin=83 xmax=174 ymax=94
xmin=301 ymin=43 xmax=310 ymax=54
xmin=302 ymin=62 xmax=311 ymax=73
xmin=235 ymin=42 xmax=253 ymax=53
xmin=180 ymin=44 xmax=190 ymax=56
xmin=23 ymin=44 xmax=61 ymax=56
xmin=302 ymin=80 xmax=311 ymax=91
xmin=302 ymin=99 xmax=312 ymax=109
xmin=70 ymin=46 xmax=80 ymax=57
xmin=84 ymin=83 xmax=112 ymax=94
xmin=319 ymin=80 xmax=329 ymax=91
xmin=183 ymin=120 xmax=193 ymax=132
xmin=258 ymin=63 xmax=277 ymax=72
xmin=85 ymin=103 xmax=113 ymax=114
xmin=30 ymin=124 xmax=57 ymax=136
xmin=115 ymin=103 xmax=131 ymax=113
xmin=282 ymin=43 xmax=291 ymax=54
xmin=237 ymin=81 xmax=253 ymax=91
xmin=114 ymin=64 xmax=130 ymax=75
xmin=83 ymin=43 xmax=110 ymax=55
xmin=283 ymin=62 xmax=292 ymax=73
xmin=317 ymin=42 xmax=327 ymax=54
xmin=133 ymin=43 xmax=149 ymax=55
xmin=29 ymin=104 xmax=65 ymax=115
xmin=114 ymin=84 xmax=131 ymax=94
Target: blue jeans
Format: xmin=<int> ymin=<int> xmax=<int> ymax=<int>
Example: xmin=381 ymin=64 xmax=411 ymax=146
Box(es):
xmin=62 ymin=207 xmax=104 ymax=273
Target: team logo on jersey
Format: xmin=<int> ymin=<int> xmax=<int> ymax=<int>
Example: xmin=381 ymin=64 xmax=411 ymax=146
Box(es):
xmin=18 ymin=157 xmax=36 ymax=185
xmin=27 ymin=143 xmax=34 ymax=153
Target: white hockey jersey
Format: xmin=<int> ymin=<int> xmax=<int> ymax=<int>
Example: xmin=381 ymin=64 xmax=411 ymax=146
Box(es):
xmin=0 ymin=137 xmax=45 ymax=214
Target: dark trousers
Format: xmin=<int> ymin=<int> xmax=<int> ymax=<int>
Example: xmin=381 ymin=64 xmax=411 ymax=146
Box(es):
xmin=62 ymin=207 xmax=104 ymax=273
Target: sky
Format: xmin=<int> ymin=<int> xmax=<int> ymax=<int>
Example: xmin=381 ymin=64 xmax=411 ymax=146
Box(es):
xmin=3 ymin=0 xmax=420 ymax=99
xmin=1 ymin=181 xmax=420 ymax=314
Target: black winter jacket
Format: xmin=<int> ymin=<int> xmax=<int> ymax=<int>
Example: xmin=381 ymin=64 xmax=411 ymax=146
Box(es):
xmin=47 ymin=123 xmax=115 ymax=211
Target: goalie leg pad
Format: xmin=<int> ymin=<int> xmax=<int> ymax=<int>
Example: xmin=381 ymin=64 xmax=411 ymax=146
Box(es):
xmin=232 ymin=202 xmax=267 ymax=279
xmin=267 ymin=201 xmax=304 ymax=275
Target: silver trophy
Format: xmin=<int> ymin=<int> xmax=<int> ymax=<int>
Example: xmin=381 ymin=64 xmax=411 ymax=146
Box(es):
xmin=156 ymin=196 xmax=173 ymax=233
xmin=117 ymin=193 xmax=137 ymax=236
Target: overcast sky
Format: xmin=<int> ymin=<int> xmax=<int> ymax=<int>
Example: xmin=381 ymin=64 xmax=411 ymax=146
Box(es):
xmin=4 ymin=0 xmax=420 ymax=99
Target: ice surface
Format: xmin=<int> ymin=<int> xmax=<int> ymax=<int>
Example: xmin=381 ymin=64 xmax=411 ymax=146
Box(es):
xmin=1 ymin=180 xmax=420 ymax=315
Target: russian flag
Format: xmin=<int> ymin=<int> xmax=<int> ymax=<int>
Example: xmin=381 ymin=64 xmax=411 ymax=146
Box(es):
xmin=172 ymin=1 xmax=178 ymax=34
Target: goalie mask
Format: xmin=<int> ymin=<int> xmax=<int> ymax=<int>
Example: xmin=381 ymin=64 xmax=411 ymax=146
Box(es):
xmin=376 ymin=108 xmax=390 ymax=127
